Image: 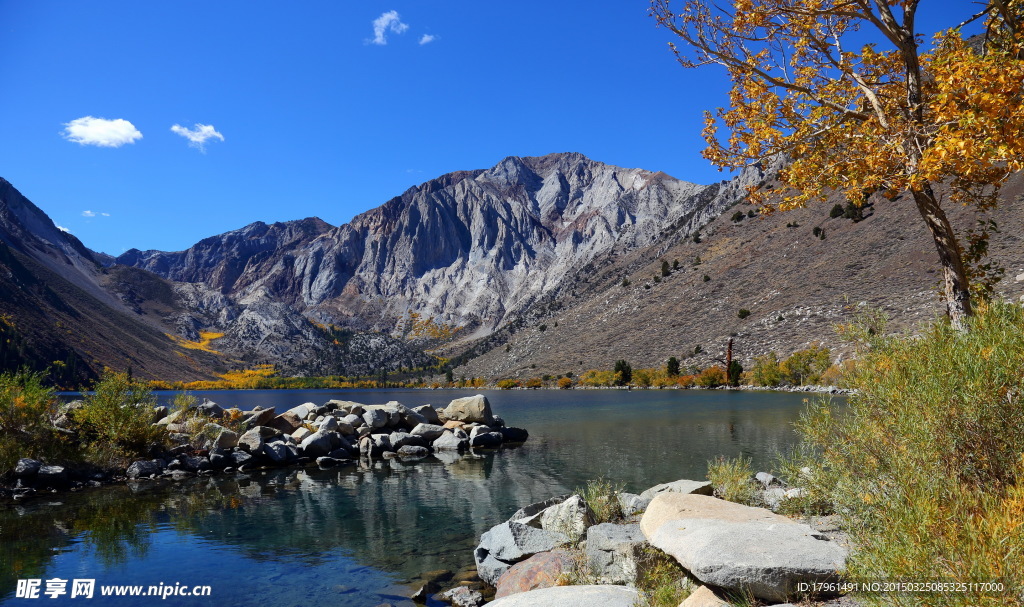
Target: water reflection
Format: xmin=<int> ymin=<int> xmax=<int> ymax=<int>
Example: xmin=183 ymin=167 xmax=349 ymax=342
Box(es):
xmin=4 ymin=389 xmax=826 ymax=606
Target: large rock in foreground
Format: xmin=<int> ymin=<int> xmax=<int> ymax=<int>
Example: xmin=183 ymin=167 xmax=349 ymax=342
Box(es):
xmin=487 ymin=585 xmax=639 ymax=607
xmin=641 ymin=493 xmax=847 ymax=602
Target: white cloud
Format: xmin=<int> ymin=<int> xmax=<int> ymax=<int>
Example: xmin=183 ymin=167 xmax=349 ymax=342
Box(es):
xmin=62 ymin=116 xmax=142 ymax=148
xmin=419 ymin=34 xmax=437 ymax=45
xmin=101 ymin=212 xmax=110 ymax=217
xmin=170 ymin=123 xmax=225 ymax=152
xmin=82 ymin=210 xmax=96 ymax=218
xmin=371 ymin=10 xmax=408 ymax=45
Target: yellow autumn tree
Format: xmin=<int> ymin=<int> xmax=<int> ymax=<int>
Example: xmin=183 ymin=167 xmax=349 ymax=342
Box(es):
xmin=651 ymin=0 xmax=1024 ymax=329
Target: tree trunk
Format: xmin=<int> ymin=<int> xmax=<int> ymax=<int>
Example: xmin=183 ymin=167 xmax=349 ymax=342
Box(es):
xmin=911 ymin=182 xmax=973 ymax=330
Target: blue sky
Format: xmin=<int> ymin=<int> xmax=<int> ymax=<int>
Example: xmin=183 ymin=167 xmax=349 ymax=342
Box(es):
xmin=0 ymin=1 xmax=981 ymax=255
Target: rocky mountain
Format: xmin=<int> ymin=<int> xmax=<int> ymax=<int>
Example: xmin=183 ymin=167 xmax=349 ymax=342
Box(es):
xmin=0 ymin=179 xmax=223 ymax=384
xmin=114 ymin=153 xmax=766 ymax=374
xmin=6 ymin=149 xmax=1018 ymax=385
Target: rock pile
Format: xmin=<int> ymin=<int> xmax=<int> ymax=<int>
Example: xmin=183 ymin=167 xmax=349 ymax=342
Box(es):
xmin=451 ymin=478 xmax=848 ymax=607
xmin=134 ymin=394 xmax=526 ymax=480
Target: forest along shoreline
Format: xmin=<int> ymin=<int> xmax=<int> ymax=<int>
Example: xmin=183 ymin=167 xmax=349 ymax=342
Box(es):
xmin=3 ymin=392 xmax=528 ymax=500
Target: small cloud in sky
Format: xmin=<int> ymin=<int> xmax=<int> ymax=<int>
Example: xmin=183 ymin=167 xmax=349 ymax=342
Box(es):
xmin=62 ymin=116 xmax=142 ymax=148
xmin=419 ymin=34 xmax=437 ymax=45
xmin=170 ymin=123 xmax=225 ymax=152
xmin=82 ymin=210 xmax=96 ymax=218
xmin=371 ymin=10 xmax=408 ymax=45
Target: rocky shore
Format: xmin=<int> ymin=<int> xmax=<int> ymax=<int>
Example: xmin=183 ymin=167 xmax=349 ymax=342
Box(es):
xmin=6 ymin=394 xmax=527 ymax=499
xmin=418 ymin=476 xmax=851 ymax=607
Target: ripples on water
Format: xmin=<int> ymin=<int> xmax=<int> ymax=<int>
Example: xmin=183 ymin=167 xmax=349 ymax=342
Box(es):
xmin=5 ymin=389 xmax=830 ymax=606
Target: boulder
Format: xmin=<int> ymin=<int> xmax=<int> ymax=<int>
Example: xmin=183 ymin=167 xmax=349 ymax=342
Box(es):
xmin=499 ymin=427 xmax=529 ymax=443
xmin=471 ymin=430 xmax=503 ymax=448
xmin=412 ymin=405 xmax=441 ymax=424
xmin=638 ymin=479 xmax=714 ymax=502
xmin=616 ymin=492 xmax=647 ymax=517
xmin=35 ymin=465 xmax=68 ymax=488
xmin=443 ymin=394 xmax=495 ymax=425
xmin=535 ymin=495 xmax=593 ymax=542
xmin=509 ymin=495 xmax=571 ymax=522
xmin=443 ymin=420 xmax=467 ymax=430
xmin=126 ymin=460 xmax=162 ymax=479
xmin=262 ymin=442 xmax=292 ymax=465
xmin=292 ymin=427 xmax=312 ymax=443
xmin=363 ymin=409 xmax=388 ymax=429
xmin=242 ymin=407 xmax=276 ymax=430
xmin=299 ymin=430 xmax=333 ymax=457
xmin=400 ymin=408 xmax=429 ymax=428
xmin=318 ymin=416 xmax=340 ymax=432
xmin=494 ymin=550 xmax=574 ymax=599
xmin=238 ymin=428 xmax=265 ymax=453
xmin=411 ymin=423 xmax=446 ymax=441
xmin=474 ymin=520 xmax=569 ymax=585
xmin=285 ymin=402 xmax=318 ymax=420
xmin=389 ymin=432 xmax=425 ymax=450
xmin=487 ymin=585 xmax=640 ymax=607
xmin=432 ymin=429 xmax=469 ymax=452
xmin=640 ymin=493 xmax=847 ymax=602
xmin=269 ymin=412 xmax=303 ymax=434
xmin=680 ymin=585 xmax=731 ymax=607
xmin=151 ymin=405 xmax=168 ymax=423
xmin=397 ymin=445 xmax=429 ymax=459
xmin=438 ymin=586 xmax=483 ymax=607
xmin=585 ymin=523 xmax=645 ymax=585
xmin=755 ymin=471 xmax=779 ymax=488
xmin=14 ymin=458 xmax=42 ymax=479
xmin=196 ymin=400 xmax=224 ymax=418
xmin=339 ymin=414 xmax=362 ymax=428
xmin=230 ymin=451 xmax=254 ymax=467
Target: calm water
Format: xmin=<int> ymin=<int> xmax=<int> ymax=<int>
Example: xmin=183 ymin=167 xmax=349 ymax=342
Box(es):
xmin=2 ymin=389 xmax=829 ymax=606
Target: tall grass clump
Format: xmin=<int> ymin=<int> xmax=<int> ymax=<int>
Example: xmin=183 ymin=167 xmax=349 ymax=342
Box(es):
xmin=0 ymin=370 xmax=74 ymax=471
xmin=577 ymin=477 xmax=625 ymax=524
xmin=799 ymin=302 xmax=1024 ymax=606
xmin=632 ymin=544 xmax=693 ymax=607
xmin=706 ymin=455 xmax=759 ymax=506
xmin=75 ymin=371 xmax=166 ymax=467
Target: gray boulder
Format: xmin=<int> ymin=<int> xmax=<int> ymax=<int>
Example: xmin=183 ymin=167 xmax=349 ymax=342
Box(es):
xmin=242 ymin=407 xmax=276 ymax=430
xmin=35 ymin=465 xmax=68 ymax=487
xmin=269 ymin=411 xmax=303 ymax=434
xmin=285 ymin=402 xmax=318 ymax=420
xmin=363 ymin=409 xmax=388 ymax=429
xmin=389 ymin=432 xmax=425 ymax=449
xmin=299 ymin=430 xmax=333 ymax=457
xmin=238 ymin=428 xmax=265 ymax=453
xmin=411 ymin=423 xmax=446 ymax=441
xmin=126 ymin=460 xmax=162 ymax=479
xmin=486 ymin=585 xmax=639 ymax=607
xmin=471 ymin=429 xmax=503 ymax=448
xmin=230 ymin=451 xmax=254 ymax=467
xmin=638 ymin=479 xmax=714 ymax=502
xmin=412 ymin=405 xmax=441 ymax=424
xmin=499 ymin=427 xmax=529 ymax=442
xmin=534 ymin=495 xmax=593 ymax=542
xmin=438 ymin=586 xmax=484 ymax=607
xmin=474 ymin=520 xmax=569 ymax=585
xmin=14 ymin=458 xmax=42 ymax=479
xmin=262 ymin=442 xmax=291 ymax=465
xmin=585 ymin=523 xmax=645 ymax=585
xmin=443 ymin=394 xmax=495 ymax=425
xmin=318 ymin=416 xmax=340 ymax=432
xmin=196 ymin=400 xmax=224 ymax=418
xmin=616 ymin=492 xmax=647 ymax=517
xmin=432 ymin=428 xmax=469 ymax=451
xmin=397 ymin=445 xmax=429 ymax=459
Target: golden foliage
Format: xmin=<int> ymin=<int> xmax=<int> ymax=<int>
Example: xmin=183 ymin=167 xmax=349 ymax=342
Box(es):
xmin=167 ymin=331 xmax=225 ymax=354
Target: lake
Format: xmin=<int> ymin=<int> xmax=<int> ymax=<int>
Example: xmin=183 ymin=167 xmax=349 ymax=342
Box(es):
xmin=1 ymin=388 xmax=830 ymax=606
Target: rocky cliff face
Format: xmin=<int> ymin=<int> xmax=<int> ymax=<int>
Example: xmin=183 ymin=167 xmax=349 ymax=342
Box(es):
xmin=117 ymin=153 xmax=761 ymax=348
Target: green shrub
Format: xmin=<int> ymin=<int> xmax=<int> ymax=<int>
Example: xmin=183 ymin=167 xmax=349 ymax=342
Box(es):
xmin=75 ymin=371 xmax=166 ymax=467
xmin=731 ymin=210 xmax=744 ymax=222
xmin=577 ymin=477 xmax=624 ymax=524
xmin=0 ymin=370 xmax=74 ymax=471
xmin=706 ymin=455 xmax=758 ymax=505
xmin=737 ymin=308 xmax=751 ymax=319
xmin=799 ymin=302 xmax=1024 ymax=606
xmin=633 ymin=544 xmax=693 ymax=607
xmin=830 ymin=203 xmax=845 ymax=218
